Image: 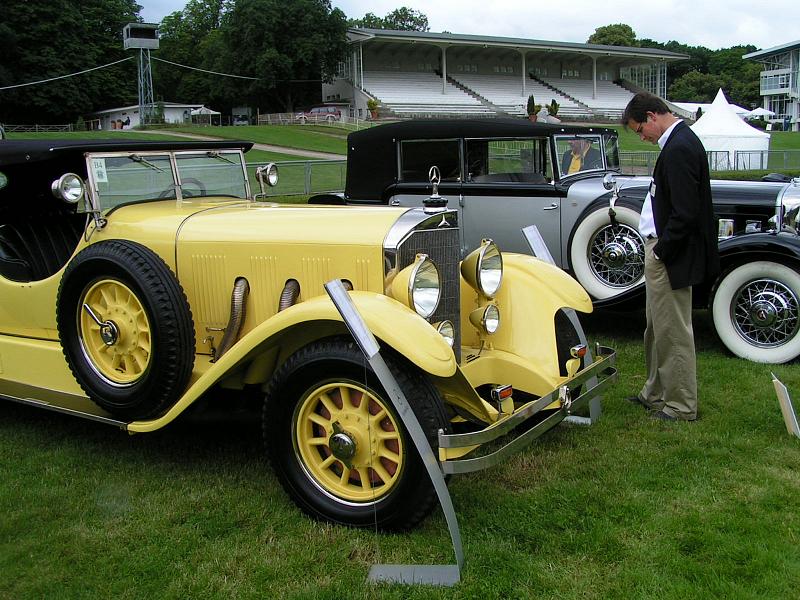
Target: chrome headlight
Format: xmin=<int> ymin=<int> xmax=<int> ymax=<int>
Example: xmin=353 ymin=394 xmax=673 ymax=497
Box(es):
xmin=256 ymin=163 xmax=279 ymax=187
xmin=461 ymin=239 xmax=503 ymax=298
xmin=51 ymin=173 xmax=85 ymax=204
xmin=391 ymin=254 xmax=441 ymax=318
xmin=469 ymin=304 xmax=500 ymax=335
xmin=782 ymin=198 xmax=800 ymax=233
xmin=435 ymin=320 xmax=455 ymax=347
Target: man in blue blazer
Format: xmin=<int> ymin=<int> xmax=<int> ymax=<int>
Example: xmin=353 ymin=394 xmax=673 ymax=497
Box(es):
xmin=622 ymin=93 xmax=720 ymax=421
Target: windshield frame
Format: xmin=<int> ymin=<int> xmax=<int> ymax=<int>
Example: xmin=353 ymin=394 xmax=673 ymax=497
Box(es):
xmin=83 ymin=148 xmax=251 ymax=214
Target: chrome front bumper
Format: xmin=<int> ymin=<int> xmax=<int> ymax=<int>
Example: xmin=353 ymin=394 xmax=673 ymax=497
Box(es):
xmin=438 ymin=345 xmax=617 ymax=474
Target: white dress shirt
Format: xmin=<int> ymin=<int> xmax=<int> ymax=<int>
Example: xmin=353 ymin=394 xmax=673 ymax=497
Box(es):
xmin=638 ymin=119 xmax=682 ymax=238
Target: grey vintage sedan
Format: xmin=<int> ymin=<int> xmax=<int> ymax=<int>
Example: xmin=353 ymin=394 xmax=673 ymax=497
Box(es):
xmin=313 ymin=118 xmax=800 ymax=364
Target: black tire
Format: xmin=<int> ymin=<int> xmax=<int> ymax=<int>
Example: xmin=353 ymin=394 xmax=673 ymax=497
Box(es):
xmin=263 ymin=338 xmax=449 ymax=531
xmin=56 ymin=240 xmax=195 ymax=420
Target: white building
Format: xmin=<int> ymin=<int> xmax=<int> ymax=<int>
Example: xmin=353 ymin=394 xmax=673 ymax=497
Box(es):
xmin=328 ymin=28 xmax=687 ymax=120
xmin=743 ymin=41 xmax=799 ymax=132
xmin=87 ymin=102 xmax=205 ymax=130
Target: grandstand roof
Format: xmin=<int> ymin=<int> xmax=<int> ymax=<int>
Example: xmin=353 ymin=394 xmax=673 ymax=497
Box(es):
xmin=743 ymin=40 xmax=800 ymax=60
xmin=348 ymin=28 xmax=688 ymax=65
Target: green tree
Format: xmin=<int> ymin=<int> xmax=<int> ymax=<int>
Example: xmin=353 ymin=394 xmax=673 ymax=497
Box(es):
xmin=155 ymin=0 xmax=233 ymax=106
xmin=218 ymin=0 xmax=348 ymax=112
xmin=349 ymin=7 xmax=429 ymax=31
xmin=0 ymin=0 xmax=141 ymax=123
xmin=668 ymin=70 xmax=724 ymax=102
xmin=587 ymin=23 xmax=637 ymax=47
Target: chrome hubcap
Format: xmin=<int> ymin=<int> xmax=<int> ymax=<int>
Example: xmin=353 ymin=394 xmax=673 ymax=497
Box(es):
xmin=733 ymin=278 xmax=799 ymax=347
xmin=589 ymin=224 xmax=645 ymax=287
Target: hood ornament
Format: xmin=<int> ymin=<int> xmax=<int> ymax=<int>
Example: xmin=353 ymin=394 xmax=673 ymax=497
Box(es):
xmin=423 ymin=165 xmax=448 ymax=214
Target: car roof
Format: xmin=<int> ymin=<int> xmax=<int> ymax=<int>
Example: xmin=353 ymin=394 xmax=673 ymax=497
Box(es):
xmin=345 ymin=118 xmax=616 ymax=201
xmin=349 ymin=118 xmax=614 ymax=145
xmin=0 ymin=139 xmax=254 ymax=166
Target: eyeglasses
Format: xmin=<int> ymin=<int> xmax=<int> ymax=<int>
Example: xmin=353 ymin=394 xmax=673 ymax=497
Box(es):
xmin=635 ymin=122 xmax=645 ymax=135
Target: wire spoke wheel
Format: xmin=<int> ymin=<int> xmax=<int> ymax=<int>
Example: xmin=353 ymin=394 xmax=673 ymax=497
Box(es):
xmin=587 ymin=222 xmax=645 ymax=287
xmin=294 ymin=381 xmax=404 ymax=503
xmin=731 ymin=277 xmax=799 ymax=347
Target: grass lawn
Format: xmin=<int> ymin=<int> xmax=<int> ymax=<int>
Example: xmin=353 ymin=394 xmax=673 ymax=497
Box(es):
xmin=5 ymin=131 xmax=193 ymax=142
xmin=1 ymin=308 xmax=798 ymax=598
xmin=169 ymin=125 xmax=347 ymax=155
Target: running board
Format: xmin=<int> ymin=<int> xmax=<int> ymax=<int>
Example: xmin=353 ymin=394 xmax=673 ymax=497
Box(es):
xmin=0 ymin=380 xmax=128 ymax=429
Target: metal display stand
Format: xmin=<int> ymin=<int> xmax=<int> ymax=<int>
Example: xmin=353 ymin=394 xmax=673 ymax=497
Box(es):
xmin=324 ymin=280 xmax=463 ymax=586
xmin=522 ymin=225 xmax=602 ymax=424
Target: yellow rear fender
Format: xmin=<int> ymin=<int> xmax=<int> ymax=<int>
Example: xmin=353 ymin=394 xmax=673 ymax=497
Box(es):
xmin=128 ymin=291 xmax=456 ymax=432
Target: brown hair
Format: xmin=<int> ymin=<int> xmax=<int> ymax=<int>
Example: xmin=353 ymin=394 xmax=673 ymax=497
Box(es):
xmin=622 ymin=92 xmax=670 ymax=127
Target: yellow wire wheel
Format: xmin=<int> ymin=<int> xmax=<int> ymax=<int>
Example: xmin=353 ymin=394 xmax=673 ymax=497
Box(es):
xmin=78 ymin=278 xmax=152 ymax=385
xmin=293 ymin=380 xmax=405 ymax=503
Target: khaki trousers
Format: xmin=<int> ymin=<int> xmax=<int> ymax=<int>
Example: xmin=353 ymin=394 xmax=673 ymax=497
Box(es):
xmin=639 ymin=238 xmax=698 ymax=420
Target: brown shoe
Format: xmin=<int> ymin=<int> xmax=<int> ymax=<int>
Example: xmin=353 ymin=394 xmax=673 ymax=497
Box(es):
xmin=625 ymin=395 xmax=649 ymax=410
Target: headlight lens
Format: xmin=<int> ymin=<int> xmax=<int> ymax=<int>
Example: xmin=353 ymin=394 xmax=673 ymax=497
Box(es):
xmin=391 ymin=254 xmax=441 ymax=318
xmin=435 ymin=320 xmax=455 ymax=347
xmin=461 ymin=239 xmax=503 ymax=298
xmin=51 ymin=173 xmax=85 ymax=204
xmin=256 ymin=163 xmax=279 ymax=187
xmin=469 ymin=304 xmax=500 ymax=335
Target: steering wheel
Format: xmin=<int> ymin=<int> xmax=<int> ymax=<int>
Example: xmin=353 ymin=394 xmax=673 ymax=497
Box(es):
xmin=179 ymin=177 xmax=207 ymax=198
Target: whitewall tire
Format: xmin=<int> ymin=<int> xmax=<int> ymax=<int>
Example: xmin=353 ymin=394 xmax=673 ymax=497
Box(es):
xmin=569 ymin=205 xmax=645 ymax=300
xmin=711 ymin=261 xmax=800 ymax=363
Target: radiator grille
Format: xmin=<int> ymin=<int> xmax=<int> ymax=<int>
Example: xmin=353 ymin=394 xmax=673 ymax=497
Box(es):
xmin=398 ymin=227 xmax=461 ymax=360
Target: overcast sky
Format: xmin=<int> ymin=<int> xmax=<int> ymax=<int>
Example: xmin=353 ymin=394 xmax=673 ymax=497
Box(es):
xmin=138 ymin=0 xmax=798 ymax=51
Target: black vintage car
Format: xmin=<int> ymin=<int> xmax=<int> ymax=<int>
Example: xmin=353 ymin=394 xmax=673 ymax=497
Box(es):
xmin=313 ymin=118 xmax=800 ymax=364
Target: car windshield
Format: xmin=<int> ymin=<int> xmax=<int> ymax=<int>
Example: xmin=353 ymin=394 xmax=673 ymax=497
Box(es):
xmin=87 ymin=150 xmax=249 ymax=212
xmin=554 ymin=134 xmax=605 ymax=178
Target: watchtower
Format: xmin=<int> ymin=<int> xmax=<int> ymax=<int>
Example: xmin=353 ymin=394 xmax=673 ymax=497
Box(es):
xmin=123 ymin=23 xmax=159 ymax=126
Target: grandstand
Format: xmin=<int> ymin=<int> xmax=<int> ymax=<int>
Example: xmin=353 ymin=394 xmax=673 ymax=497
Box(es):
xmin=362 ymin=72 xmax=493 ymax=116
xmin=448 ymin=74 xmax=591 ymax=118
xmin=324 ymin=29 xmax=687 ymax=121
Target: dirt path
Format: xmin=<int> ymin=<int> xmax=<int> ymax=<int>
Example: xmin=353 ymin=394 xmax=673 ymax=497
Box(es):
xmin=145 ymin=130 xmax=345 ymax=160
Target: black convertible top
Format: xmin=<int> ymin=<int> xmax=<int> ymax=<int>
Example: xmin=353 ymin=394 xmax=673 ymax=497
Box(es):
xmin=0 ymin=139 xmax=254 ymax=166
xmin=346 ymin=119 xmax=615 ymax=201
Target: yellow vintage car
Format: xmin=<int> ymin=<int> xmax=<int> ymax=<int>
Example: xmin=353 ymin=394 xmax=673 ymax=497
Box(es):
xmin=0 ymin=139 xmax=615 ymax=530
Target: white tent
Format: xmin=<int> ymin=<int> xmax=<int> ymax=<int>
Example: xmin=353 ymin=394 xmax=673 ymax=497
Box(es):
xmin=747 ymin=107 xmax=776 ymax=119
xmin=190 ymin=106 xmax=221 ymax=125
xmin=690 ymin=89 xmax=770 ymax=171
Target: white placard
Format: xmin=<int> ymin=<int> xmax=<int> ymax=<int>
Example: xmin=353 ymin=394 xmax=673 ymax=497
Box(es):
xmin=772 ymin=373 xmax=800 ymax=438
xmin=91 ymin=158 xmax=108 ymax=183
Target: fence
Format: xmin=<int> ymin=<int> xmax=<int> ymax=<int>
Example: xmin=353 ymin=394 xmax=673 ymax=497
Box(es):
xmin=251 ymin=159 xmax=347 ymax=197
xmin=2 ymin=124 xmax=74 ymax=132
xmin=619 ymin=150 xmax=800 ymax=175
xmin=256 ymin=112 xmax=382 ymax=131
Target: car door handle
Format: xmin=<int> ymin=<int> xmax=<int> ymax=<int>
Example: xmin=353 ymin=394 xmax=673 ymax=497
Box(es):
xmin=390 ymin=199 xmax=400 ymax=206
xmin=543 ymin=203 xmax=559 ymax=210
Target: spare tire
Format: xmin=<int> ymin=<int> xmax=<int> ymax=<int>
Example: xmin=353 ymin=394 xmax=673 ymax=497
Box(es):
xmin=56 ymin=240 xmax=195 ymax=420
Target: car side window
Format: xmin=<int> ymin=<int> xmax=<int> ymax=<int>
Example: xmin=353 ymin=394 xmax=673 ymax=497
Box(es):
xmin=399 ymin=139 xmax=461 ymax=182
xmin=466 ymin=138 xmax=552 ymax=184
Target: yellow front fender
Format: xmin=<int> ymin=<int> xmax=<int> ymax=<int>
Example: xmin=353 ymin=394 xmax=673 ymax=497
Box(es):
xmin=128 ymin=291 xmax=456 ymax=432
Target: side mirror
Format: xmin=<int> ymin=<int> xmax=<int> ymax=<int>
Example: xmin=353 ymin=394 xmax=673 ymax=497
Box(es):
xmin=602 ymin=173 xmax=617 ymax=191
